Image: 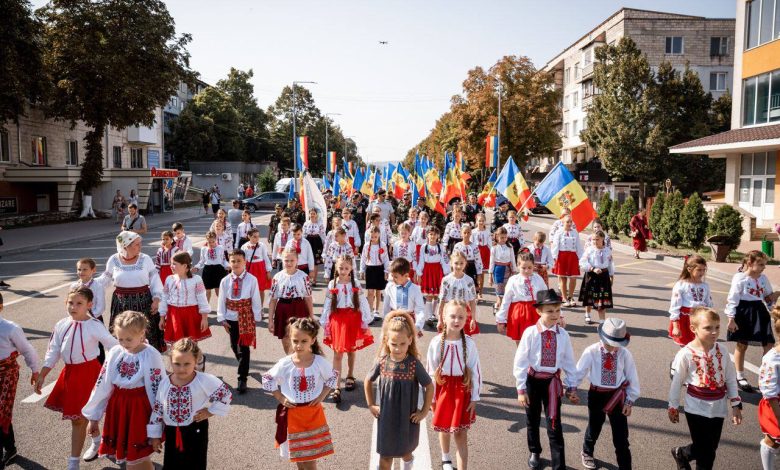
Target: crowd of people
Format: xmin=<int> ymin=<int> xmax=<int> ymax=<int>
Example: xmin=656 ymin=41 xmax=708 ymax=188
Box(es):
xmin=3 ymin=187 xmax=780 ymax=470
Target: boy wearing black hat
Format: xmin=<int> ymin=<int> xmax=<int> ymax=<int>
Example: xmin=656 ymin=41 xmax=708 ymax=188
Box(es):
xmin=573 ymin=318 xmax=640 ymax=470
xmin=513 ymin=289 xmax=579 ymax=470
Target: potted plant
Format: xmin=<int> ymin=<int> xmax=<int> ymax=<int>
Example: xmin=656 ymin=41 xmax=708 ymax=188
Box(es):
xmin=706 ymin=205 xmax=744 ymax=262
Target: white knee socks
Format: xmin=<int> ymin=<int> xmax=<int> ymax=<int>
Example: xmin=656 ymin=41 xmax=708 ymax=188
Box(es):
xmin=402 ymin=457 xmax=415 ymax=470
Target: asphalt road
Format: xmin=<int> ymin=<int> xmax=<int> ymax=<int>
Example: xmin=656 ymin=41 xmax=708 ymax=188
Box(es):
xmin=0 ymin=211 xmax=767 ymax=470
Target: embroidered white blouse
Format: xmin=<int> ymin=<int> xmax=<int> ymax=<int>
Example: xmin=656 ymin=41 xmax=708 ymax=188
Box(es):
xmin=43 ymin=317 xmax=118 ymax=368
xmin=0 ymin=318 xmax=40 ymax=371
xmin=217 ymin=233 xmax=232 ymax=254
xmin=342 ymin=220 xmax=362 ymax=247
xmin=668 ymin=343 xmax=741 ymax=418
xmin=513 ymin=322 xmax=578 ymax=393
xmin=82 ymin=345 xmax=165 ymax=421
xmin=453 ymin=242 xmax=483 ymax=273
xmin=285 ymin=238 xmax=315 ymax=270
xmin=173 ymin=235 xmax=194 ymax=256
xmin=216 ymin=272 xmax=262 ymax=323
xmin=526 ymin=243 xmax=553 ymax=269
xmin=364 ymin=226 xmax=391 ymax=248
xmin=414 ymin=243 xmax=451 ymax=275
xmin=489 ymin=244 xmax=517 ymax=274
xmin=71 ymin=275 xmax=111 ymax=319
xmin=159 ymin=275 xmax=211 ymax=316
xmin=759 ymin=348 xmax=780 ymax=399
xmin=241 ymin=241 xmax=272 ymax=269
xmin=382 ymin=281 xmax=426 ymax=331
xmin=303 ymin=221 xmax=326 ymax=240
xmin=322 ymin=242 xmax=357 ymax=278
xmin=360 ymin=243 xmax=390 ymax=274
xmin=410 ymin=225 xmax=429 ymax=246
xmin=154 ymin=246 xmax=178 ymax=271
xmin=471 ymin=228 xmax=492 ymax=248
xmin=579 ymin=246 xmax=615 ymax=276
xmin=147 ymin=372 xmax=232 ymax=438
xmin=438 ymin=274 xmax=477 ymax=302
xmin=496 ymin=273 xmax=548 ymax=324
xmin=573 ymin=343 xmax=640 ymax=404
xmin=551 ymin=228 xmax=583 ymax=259
xmin=725 ymin=272 xmax=774 ymax=318
xmin=502 ymin=223 xmax=524 ymax=244
xmin=270 ymin=270 xmax=312 ymax=300
xmin=234 ymin=221 xmax=256 ymax=249
xmin=392 ymin=240 xmax=418 ymax=263
xmin=320 ymin=280 xmax=373 ymax=330
xmin=442 ymin=222 xmax=464 ymax=246
xmin=669 ymin=280 xmax=713 ymax=321
xmin=195 ymin=245 xmax=229 ymax=270
xmin=585 ymin=232 xmax=612 ymax=250
xmin=103 ymin=253 xmax=163 ymax=299
xmin=262 ymin=355 xmax=339 ymax=404
xmin=426 ymin=335 xmax=482 ymax=402
xmin=273 ymin=230 xmax=292 ymax=260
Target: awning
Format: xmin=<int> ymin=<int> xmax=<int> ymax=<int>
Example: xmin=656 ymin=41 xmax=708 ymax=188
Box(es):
xmin=670 ymin=123 xmax=780 ymax=155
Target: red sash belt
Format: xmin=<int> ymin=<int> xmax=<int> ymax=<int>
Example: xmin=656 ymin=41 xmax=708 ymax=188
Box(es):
xmin=686 ymin=384 xmax=726 ymax=401
xmin=226 ymin=298 xmax=256 ymax=349
xmin=529 ymin=368 xmax=563 ymax=429
xmin=590 ymin=381 xmax=630 ymax=413
xmin=114 ymin=286 xmax=151 ymax=295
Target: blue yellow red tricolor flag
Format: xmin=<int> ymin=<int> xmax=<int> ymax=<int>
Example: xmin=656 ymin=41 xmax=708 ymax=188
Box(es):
xmin=296 ymin=136 xmax=309 ymax=169
xmin=494 ymin=157 xmax=536 ymax=211
xmin=534 ymin=162 xmax=597 ymax=230
xmin=485 ymin=136 xmax=498 ymax=168
xmin=328 ymin=151 xmax=337 ymax=173
xmin=478 ymin=169 xmax=497 ymax=208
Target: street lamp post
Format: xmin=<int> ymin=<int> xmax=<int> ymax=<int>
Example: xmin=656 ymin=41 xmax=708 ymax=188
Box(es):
xmin=496 ymin=81 xmax=503 ymax=170
xmin=292 ymin=80 xmax=317 ymax=185
xmin=325 ymin=112 xmax=341 ymax=177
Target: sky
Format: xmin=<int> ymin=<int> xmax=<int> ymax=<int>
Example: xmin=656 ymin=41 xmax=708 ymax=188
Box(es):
xmin=31 ymin=0 xmax=737 ymax=163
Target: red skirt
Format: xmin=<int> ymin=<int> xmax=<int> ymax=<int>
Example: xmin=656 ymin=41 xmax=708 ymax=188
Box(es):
xmin=324 ymin=308 xmax=374 ymax=352
xmin=348 ymin=237 xmax=358 ymax=256
xmin=506 ymin=301 xmax=538 ymax=341
xmin=164 ymin=305 xmax=211 ymax=344
xmin=421 ymin=262 xmax=445 ymax=295
xmin=633 ymin=236 xmax=647 ymax=252
xmin=99 ymin=386 xmax=153 ymax=464
xmin=465 ymin=306 xmax=480 ymax=336
xmin=760 ymin=398 xmax=780 ymax=442
xmin=274 ymin=298 xmax=308 ymax=340
xmin=159 ymin=265 xmax=173 ymax=284
xmin=432 ymin=375 xmax=476 ymax=433
xmin=44 ymin=359 xmax=101 ymax=420
xmin=669 ymin=307 xmax=695 ymax=346
xmin=415 ymin=245 xmax=422 ymax=264
xmin=248 ymin=260 xmax=272 ymax=290
xmin=478 ymin=246 xmax=490 ymax=273
xmin=552 ymin=251 xmax=580 ymax=277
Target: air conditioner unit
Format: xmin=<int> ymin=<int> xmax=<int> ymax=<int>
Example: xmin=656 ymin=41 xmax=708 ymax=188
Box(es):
xmin=221 ymin=173 xmax=232 ymax=181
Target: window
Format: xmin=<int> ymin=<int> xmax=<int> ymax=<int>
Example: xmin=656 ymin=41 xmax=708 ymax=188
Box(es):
xmin=574 ymin=62 xmax=580 ymax=79
xmin=113 ymin=146 xmax=122 ymax=168
xmin=665 ymin=36 xmax=684 ymax=54
xmin=564 ymin=68 xmax=571 ymax=86
xmin=31 ymin=136 xmax=46 ymax=165
xmin=564 ymin=94 xmax=569 ymax=110
xmin=744 ymin=69 xmax=780 ymax=125
xmin=710 ymin=72 xmax=728 ymax=91
xmin=65 ymin=140 xmax=78 ymax=166
xmin=170 ymin=96 xmax=178 ymax=109
xmin=563 ymin=122 xmax=569 ymax=137
xmin=130 ymin=148 xmax=143 ymax=168
xmin=572 ymin=120 xmax=579 ymax=136
xmin=761 ymin=0 xmax=774 ymax=44
xmin=583 ymin=49 xmax=592 ymax=67
xmin=0 ymin=129 xmax=9 ymax=163
xmin=740 ymin=178 xmax=751 ymax=202
xmin=768 ymin=178 xmax=776 ymax=203
xmin=710 ymin=37 xmax=729 ymax=56
xmin=582 ymin=117 xmax=587 ymax=129
xmin=746 ymin=0 xmax=780 ymax=49
xmin=744 ymin=76 xmax=758 ymax=125
xmin=572 ymin=91 xmax=579 ymax=107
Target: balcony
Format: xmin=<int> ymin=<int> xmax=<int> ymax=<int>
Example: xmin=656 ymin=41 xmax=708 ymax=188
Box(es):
xmin=581 ymin=62 xmax=595 ymax=80
xmin=127 ymin=125 xmax=158 ymax=145
xmin=582 ymin=91 xmax=600 ymax=111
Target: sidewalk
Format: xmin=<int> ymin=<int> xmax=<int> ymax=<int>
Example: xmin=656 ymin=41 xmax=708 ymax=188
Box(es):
xmin=0 ymin=205 xmax=212 ymax=256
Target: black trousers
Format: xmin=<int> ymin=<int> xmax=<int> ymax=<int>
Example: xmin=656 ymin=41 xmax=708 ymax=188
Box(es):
xmin=681 ymin=412 xmax=724 ymax=470
xmin=526 ymin=375 xmax=565 ymax=470
xmin=583 ymin=389 xmax=631 ymax=469
xmin=0 ymin=424 xmax=15 ymax=453
xmin=227 ymin=320 xmax=250 ymax=380
xmin=163 ymin=420 xmax=208 ymax=470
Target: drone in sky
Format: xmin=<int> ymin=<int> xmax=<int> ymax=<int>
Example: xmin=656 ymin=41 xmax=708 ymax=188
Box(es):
xmin=378 ymin=41 xmax=388 ymax=45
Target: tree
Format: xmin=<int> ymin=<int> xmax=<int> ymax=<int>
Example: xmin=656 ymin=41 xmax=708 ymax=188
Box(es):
xmin=659 ymin=190 xmax=684 ymax=247
xmin=256 ymin=168 xmax=276 ymax=192
xmin=606 ymin=200 xmax=622 ymax=236
xmin=215 ymin=68 xmax=270 ymax=162
xmin=618 ymin=196 xmax=638 ymax=236
xmin=268 ymin=85 xmax=322 ymax=174
xmin=649 ymin=192 xmax=666 ymax=240
xmin=679 ymin=193 xmax=709 ymax=250
xmin=38 ymin=0 xmax=194 ymax=203
xmin=0 ymin=0 xmax=46 ymax=123
xmin=709 ymin=92 xmax=732 ymax=134
xmin=598 ymin=193 xmax=612 ymax=219
xmin=707 ymin=205 xmax=744 ymax=250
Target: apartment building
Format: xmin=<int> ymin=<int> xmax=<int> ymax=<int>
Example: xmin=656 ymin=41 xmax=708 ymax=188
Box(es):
xmin=538 ymin=8 xmax=735 ymax=203
xmin=163 ymin=79 xmax=209 ymax=168
xmin=672 ymin=0 xmax=780 ymax=238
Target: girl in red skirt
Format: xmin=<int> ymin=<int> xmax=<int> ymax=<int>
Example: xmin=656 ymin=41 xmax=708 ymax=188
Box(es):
xmin=242 ymin=228 xmax=273 ymax=308
xmin=527 ymin=231 xmax=552 ymax=287
xmin=154 ymin=230 xmax=178 ymax=285
xmin=392 ymin=222 xmax=418 ymax=282
xmin=414 ymin=227 xmax=451 ymax=327
xmin=496 ymin=252 xmax=548 ymax=345
xmin=427 ymin=300 xmax=482 ymax=470
xmin=759 ymin=307 xmax=780 ymax=469
xmin=471 ymin=213 xmax=491 ymax=300
xmin=269 ymin=248 xmax=314 ymax=355
xmin=410 ymin=211 xmax=431 ymax=264
xmin=438 ymin=252 xmax=479 ymax=336
xmin=34 ymin=287 xmax=118 ymax=469
xmin=322 ymin=255 xmax=374 ymax=403
xmin=669 ymin=255 xmax=712 ymax=347
xmin=194 ymin=230 xmax=229 ymax=303
xmin=551 ymin=215 xmax=583 ymax=307
xmin=82 ymin=311 xmax=165 ymax=470
xmin=159 ymin=252 xmax=212 ymax=347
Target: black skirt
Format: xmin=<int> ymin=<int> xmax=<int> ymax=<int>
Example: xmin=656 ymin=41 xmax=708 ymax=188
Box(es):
xmin=110 ymin=288 xmax=165 ymax=352
xmin=202 ymin=264 xmax=227 ymax=290
xmin=237 ymin=237 xmax=249 ymax=250
xmin=307 ymin=235 xmax=324 ymax=265
xmin=509 ymin=238 xmax=522 ymax=258
xmin=578 ymin=270 xmax=613 ymax=309
xmin=727 ymin=300 xmax=775 ymax=345
xmin=365 ymin=265 xmax=387 ymax=290
xmin=465 ymin=260 xmax=479 ymax=287
xmin=446 ymin=237 xmax=462 ymax=256
xmin=163 ymin=420 xmax=209 ymax=470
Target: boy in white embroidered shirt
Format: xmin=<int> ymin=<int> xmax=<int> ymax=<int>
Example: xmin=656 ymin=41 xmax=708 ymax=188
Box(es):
xmin=272 ymin=217 xmax=292 ymax=269
xmin=382 ymin=259 xmax=426 ymax=334
xmin=172 ymin=222 xmax=194 ymax=256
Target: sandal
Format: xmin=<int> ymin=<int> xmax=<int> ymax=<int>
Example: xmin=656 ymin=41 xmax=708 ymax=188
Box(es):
xmin=329 ymin=388 xmax=342 ymax=403
xmin=584 ymin=313 xmax=592 ymax=324
xmin=344 ymin=377 xmax=356 ymax=391
xmin=737 ymin=377 xmax=756 ymax=393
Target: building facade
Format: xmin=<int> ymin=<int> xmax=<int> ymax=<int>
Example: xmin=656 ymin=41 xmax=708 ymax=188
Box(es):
xmin=538 ymin=8 xmax=735 ymax=203
xmin=672 ymin=0 xmax=780 ymax=239
xmin=163 ymin=79 xmax=209 ymax=169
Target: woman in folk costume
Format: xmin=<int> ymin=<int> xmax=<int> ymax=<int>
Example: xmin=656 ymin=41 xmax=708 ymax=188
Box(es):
xmin=629 ymin=209 xmax=651 ymax=259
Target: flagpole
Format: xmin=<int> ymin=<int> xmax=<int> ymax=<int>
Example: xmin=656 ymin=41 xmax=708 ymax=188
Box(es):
xmin=515 ymin=161 xmax=562 ymax=214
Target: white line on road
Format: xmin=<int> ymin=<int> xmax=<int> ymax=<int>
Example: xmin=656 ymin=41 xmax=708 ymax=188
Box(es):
xmin=369 ymin=416 xmax=432 ymax=469
xmin=21 ymin=382 xmax=55 ymax=403
xmin=2 ymin=282 xmax=72 ymax=307
xmin=730 ymin=353 xmax=761 ymax=375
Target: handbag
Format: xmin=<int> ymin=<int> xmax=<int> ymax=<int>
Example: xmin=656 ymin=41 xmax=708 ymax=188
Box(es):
xmin=629 ymin=230 xmax=638 ymax=237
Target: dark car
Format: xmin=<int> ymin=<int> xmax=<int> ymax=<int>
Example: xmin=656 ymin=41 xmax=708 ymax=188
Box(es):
xmin=530 ymin=196 xmax=552 ymax=214
xmin=242 ymin=192 xmax=289 ymax=212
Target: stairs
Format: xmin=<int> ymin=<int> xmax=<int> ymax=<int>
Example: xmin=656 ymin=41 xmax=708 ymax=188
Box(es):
xmin=752 ymin=227 xmax=779 ymax=241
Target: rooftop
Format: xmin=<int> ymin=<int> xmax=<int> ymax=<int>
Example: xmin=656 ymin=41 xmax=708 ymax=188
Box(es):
xmin=670 ymin=123 xmax=780 ymax=154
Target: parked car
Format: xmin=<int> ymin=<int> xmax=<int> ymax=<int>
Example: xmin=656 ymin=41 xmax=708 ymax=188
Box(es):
xmin=530 ymin=196 xmax=552 ymax=214
xmin=242 ymin=192 xmax=289 ymax=212
xmin=275 ymin=177 xmax=325 ymax=193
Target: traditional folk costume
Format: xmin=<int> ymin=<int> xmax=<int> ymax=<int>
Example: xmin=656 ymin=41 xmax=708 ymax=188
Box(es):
xmin=438 ymin=274 xmax=480 ymax=336
xmin=489 ymin=244 xmax=517 ymax=298
xmin=669 ymin=280 xmax=713 ymax=346
xmin=514 ymin=321 xmax=578 ymax=470
xmin=82 ymin=345 xmax=165 ymax=465
xmin=154 ymin=244 xmax=178 ymax=285
xmin=303 ymin=220 xmax=326 ymax=265
xmin=241 ymin=241 xmax=273 ymax=291
xmin=0 ymin=318 xmax=40 ymax=452
xmin=549 ymin=218 xmax=565 ymax=243
xmin=43 ymin=317 xmax=118 ymax=420
xmin=159 ymin=274 xmax=212 ymax=344
xmin=578 ymin=245 xmax=615 ymax=309
xmin=195 ymin=244 xmax=229 ymax=290
xmin=285 ymin=238 xmax=315 ymax=275
xmin=217 ymin=271 xmax=262 ymax=381
xmin=342 ymin=219 xmax=362 ymax=255
xmin=551 ymin=227 xmax=583 ymax=278
xmin=584 ymin=231 xmax=612 ymax=250
xmin=442 ymin=221 xmax=463 ymax=255
xmin=725 ymin=272 xmax=775 ymax=345
xmin=360 ymin=243 xmax=390 ymax=291
xmin=321 ymin=281 xmax=374 ymax=352
xmin=262 ymin=355 xmax=339 ymax=462
xmin=368 ymin=354 xmax=432 ymax=457
xmin=503 ymin=222 xmax=525 ymax=257
xmin=668 ymin=342 xmax=741 ymax=470
xmin=322 ymin=241 xmax=357 ymax=280
xmin=216 ymin=232 xmax=232 ymax=257
xmin=759 ymin=349 xmax=780 ymax=445
xmin=496 ymin=273 xmax=548 ymax=341
xmin=383 ymin=280 xmax=426 ymax=331
xmin=71 ymin=275 xmax=112 ymax=363
xmin=471 ymin=228 xmax=492 ymax=275
xmin=174 ymin=234 xmax=194 ymax=256
xmin=147 ymin=372 xmax=232 ymax=470
xmin=415 ymin=243 xmax=450 ymax=296
xmin=527 ymin=242 xmax=553 ymax=287
xmin=392 ymin=239 xmax=418 ymax=280
xmin=453 ymin=241 xmax=483 ymax=288
xmin=410 ymin=224 xmax=429 ymax=263
xmin=269 ymin=270 xmax=312 ymax=340
xmin=426 ymin=334 xmax=482 ymax=433
xmin=234 ymin=220 xmax=255 ymax=250
xmin=272 ymin=229 xmax=292 ymax=268
xmin=365 ymin=225 xmax=391 ymax=252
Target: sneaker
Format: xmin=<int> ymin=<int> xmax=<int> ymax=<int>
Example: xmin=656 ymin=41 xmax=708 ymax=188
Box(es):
xmin=581 ymin=452 xmax=597 ymax=469
xmin=671 ymin=447 xmax=691 ymax=470
xmin=83 ymin=438 xmax=100 ymax=462
xmin=442 ymin=461 xmax=455 ymax=470
xmin=584 ymin=313 xmax=592 ymax=324
xmin=2 ymin=448 xmax=16 ymax=466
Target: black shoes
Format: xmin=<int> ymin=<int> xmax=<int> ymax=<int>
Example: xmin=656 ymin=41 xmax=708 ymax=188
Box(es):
xmin=3 ymin=448 xmax=17 ymax=466
xmin=671 ymin=447 xmax=691 ymax=470
xmin=0 ymin=281 xmax=9 ymax=288
xmin=237 ymin=378 xmax=247 ymax=394
xmin=527 ymin=452 xmax=540 ymax=469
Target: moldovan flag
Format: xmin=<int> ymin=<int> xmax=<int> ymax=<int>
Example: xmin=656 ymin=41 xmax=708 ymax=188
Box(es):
xmin=478 ymin=169 xmax=497 ymax=208
xmin=534 ymin=162 xmax=596 ymax=231
xmin=494 ymin=158 xmax=535 ymax=211
xmin=485 ymin=136 xmax=498 ymax=168
xmin=296 ymin=136 xmax=309 ymax=169
xmin=301 ymin=171 xmax=327 ymax=222
xmin=328 ymin=151 xmax=337 ymax=173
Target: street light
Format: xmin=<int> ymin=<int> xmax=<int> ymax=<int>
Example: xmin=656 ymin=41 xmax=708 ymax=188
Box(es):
xmin=292 ymin=80 xmax=317 ymax=183
xmin=325 ymin=112 xmax=341 ymax=176
xmin=496 ymin=81 xmax=503 ymax=170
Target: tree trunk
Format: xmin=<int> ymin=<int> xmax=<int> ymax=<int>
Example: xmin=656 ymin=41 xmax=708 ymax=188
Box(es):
xmin=638 ymin=180 xmax=646 ymax=210
xmin=78 ymin=123 xmax=106 ymax=218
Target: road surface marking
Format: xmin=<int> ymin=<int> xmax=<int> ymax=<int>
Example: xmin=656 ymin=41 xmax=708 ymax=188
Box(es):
xmin=2 ymin=282 xmax=72 ymax=307
xmin=730 ymin=353 xmax=760 ymax=374
xmin=39 ymin=247 xmax=121 ymax=251
xmin=369 ymin=415 xmax=432 ymax=469
xmin=21 ymin=382 xmax=55 ymax=403
xmin=614 ymin=260 xmax=651 ymax=269
xmin=0 ymin=258 xmax=86 ymax=264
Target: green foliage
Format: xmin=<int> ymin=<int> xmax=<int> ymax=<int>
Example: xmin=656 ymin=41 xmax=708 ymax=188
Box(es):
xmin=257 ymin=168 xmax=276 ymax=192
xmin=679 ymin=193 xmax=709 ymax=250
xmin=649 ymin=192 xmax=666 ymax=239
xmin=606 ymin=200 xmax=622 ymax=236
xmin=707 ymin=205 xmax=744 ymax=250
xmin=598 ymin=193 xmax=612 ymax=219
xmin=617 ymin=196 xmax=637 ymax=236
xmin=659 ymin=190 xmax=684 ymax=247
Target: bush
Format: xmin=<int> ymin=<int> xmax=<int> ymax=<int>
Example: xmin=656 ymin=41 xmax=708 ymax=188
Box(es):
xmin=679 ymin=193 xmax=709 ymax=250
xmin=607 ymin=200 xmax=621 ymax=236
xmin=617 ymin=195 xmax=637 ymax=236
xmin=257 ymin=168 xmax=276 ymax=192
xmin=649 ymin=192 xmax=666 ymax=240
xmin=598 ymin=193 xmax=612 ymax=219
xmin=659 ymin=190 xmax=684 ymax=247
xmin=707 ymin=204 xmax=744 ymax=250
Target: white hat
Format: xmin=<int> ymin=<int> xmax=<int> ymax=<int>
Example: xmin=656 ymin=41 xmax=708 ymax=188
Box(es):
xmin=116 ymin=231 xmax=141 ymax=258
xmin=598 ymin=318 xmax=630 ymax=347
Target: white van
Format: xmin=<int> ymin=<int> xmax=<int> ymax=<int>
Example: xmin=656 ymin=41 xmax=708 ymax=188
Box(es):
xmin=275 ymin=177 xmax=326 ymax=193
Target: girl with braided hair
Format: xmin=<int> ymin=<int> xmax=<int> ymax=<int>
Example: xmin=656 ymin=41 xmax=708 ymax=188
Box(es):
xmin=426 ymin=301 xmax=482 ymax=470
